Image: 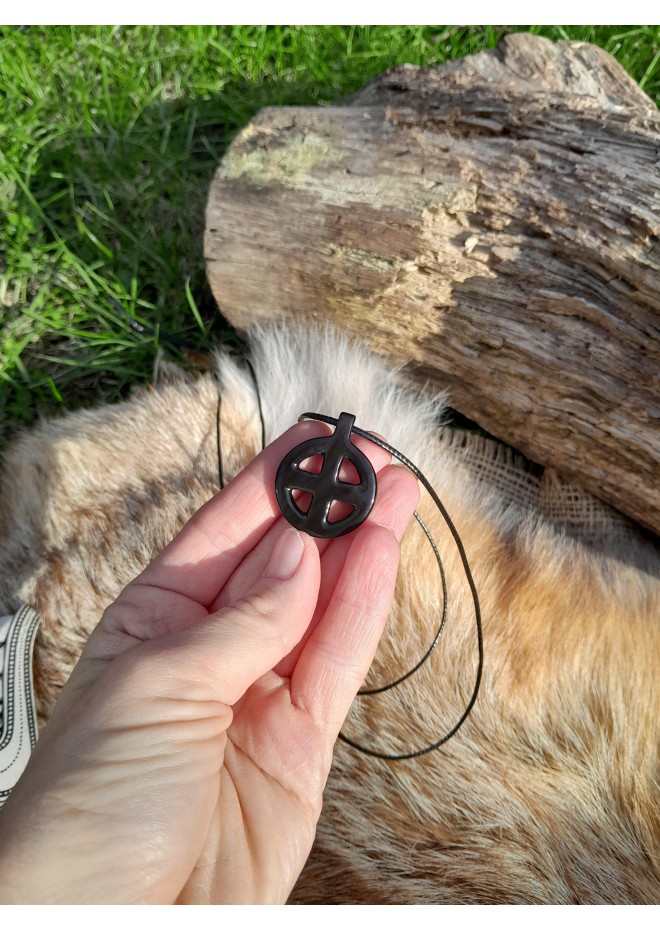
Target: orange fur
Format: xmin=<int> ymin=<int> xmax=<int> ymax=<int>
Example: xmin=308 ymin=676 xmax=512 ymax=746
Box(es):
xmin=0 ymin=327 xmax=657 ymax=903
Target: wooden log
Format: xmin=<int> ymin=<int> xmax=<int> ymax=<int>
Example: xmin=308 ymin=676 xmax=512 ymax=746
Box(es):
xmin=204 ymin=33 xmax=660 ymax=535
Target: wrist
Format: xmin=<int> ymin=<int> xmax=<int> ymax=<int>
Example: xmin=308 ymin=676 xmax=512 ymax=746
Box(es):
xmin=0 ymin=796 xmax=107 ymax=903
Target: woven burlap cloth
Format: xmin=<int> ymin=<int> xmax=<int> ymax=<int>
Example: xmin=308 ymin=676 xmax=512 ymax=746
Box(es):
xmin=439 ymin=427 xmax=649 ymax=551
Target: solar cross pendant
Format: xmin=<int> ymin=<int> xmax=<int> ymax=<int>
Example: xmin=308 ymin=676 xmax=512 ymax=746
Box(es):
xmin=275 ymin=413 xmax=377 ymax=539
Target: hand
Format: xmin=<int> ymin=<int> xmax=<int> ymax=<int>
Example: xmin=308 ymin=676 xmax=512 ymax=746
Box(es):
xmin=0 ymin=421 xmax=418 ymax=904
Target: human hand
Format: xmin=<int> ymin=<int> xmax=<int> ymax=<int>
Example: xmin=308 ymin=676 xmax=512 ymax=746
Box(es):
xmin=0 ymin=421 xmax=418 ymax=904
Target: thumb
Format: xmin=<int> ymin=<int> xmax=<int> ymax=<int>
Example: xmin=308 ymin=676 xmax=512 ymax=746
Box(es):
xmin=145 ymin=528 xmax=321 ymax=706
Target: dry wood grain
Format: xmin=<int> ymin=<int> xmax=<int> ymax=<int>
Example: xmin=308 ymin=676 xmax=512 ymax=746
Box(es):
xmin=205 ymin=33 xmax=660 ymax=535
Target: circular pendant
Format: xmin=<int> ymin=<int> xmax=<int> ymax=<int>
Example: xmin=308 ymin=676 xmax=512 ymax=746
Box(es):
xmin=275 ymin=413 xmax=377 ymax=538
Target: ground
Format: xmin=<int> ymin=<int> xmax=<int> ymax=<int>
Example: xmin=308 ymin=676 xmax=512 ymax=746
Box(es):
xmin=1 ymin=25 xmax=658 ymax=443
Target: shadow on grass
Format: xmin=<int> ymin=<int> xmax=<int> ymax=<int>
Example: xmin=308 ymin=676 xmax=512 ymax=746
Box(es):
xmin=3 ymin=23 xmax=659 ymax=437
xmin=3 ymin=74 xmax=371 ymax=434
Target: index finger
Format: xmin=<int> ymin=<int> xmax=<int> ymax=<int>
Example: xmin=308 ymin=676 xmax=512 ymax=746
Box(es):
xmin=135 ymin=421 xmax=330 ymax=605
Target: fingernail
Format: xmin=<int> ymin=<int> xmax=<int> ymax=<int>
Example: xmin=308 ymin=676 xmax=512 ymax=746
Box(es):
xmin=265 ymin=528 xmax=305 ymax=580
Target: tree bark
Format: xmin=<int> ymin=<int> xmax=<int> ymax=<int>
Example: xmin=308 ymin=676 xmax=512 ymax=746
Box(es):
xmin=204 ymin=33 xmax=660 ymax=535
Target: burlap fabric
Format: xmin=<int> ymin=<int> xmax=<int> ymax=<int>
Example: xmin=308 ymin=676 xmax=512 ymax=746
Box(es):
xmin=441 ymin=428 xmax=643 ymax=549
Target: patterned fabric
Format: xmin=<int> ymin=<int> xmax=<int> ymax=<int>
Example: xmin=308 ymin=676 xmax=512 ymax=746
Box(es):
xmin=0 ymin=605 xmax=40 ymax=808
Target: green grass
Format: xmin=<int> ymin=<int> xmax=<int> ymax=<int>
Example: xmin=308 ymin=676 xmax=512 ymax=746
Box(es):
xmin=1 ymin=25 xmax=658 ymax=441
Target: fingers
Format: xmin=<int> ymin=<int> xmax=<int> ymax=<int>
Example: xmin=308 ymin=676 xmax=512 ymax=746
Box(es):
xmin=137 ymin=529 xmax=321 ymax=707
xmin=290 ymin=523 xmax=402 ymax=737
xmin=135 ymin=421 xmax=393 ymax=609
xmin=134 ymin=422 xmax=330 ymax=607
xmin=274 ymin=463 xmax=419 ymax=677
xmin=207 ymin=436 xmax=396 ymax=615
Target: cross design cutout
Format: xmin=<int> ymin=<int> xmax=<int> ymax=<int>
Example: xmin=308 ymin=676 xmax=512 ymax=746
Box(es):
xmin=275 ymin=413 xmax=377 ymax=538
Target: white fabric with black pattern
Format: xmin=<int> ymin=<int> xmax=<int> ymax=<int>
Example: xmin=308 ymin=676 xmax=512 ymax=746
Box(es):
xmin=0 ymin=605 xmax=40 ymax=808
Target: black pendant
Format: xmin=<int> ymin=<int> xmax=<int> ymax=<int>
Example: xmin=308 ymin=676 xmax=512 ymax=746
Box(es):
xmin=275 ymin=413 xmax=377 ymax=538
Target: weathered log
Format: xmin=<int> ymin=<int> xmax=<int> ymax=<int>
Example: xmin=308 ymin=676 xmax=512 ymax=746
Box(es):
xmin=204 ymin=33 xmax=660 ymax=535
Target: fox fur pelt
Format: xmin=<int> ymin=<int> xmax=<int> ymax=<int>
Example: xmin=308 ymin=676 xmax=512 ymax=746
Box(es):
xmin=0 ymin=326 xmax=658 ymax=904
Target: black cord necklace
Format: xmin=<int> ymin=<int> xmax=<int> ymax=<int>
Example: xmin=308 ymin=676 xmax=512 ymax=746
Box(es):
xmin=216 ymin=368 xmax=483 ymax=762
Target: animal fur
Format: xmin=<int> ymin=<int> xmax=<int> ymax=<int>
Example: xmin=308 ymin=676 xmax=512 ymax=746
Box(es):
xmin=0 ymin=326 xmax=658 ymax=904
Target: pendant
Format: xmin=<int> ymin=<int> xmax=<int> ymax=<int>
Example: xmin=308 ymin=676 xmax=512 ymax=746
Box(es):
xmin=275 ymin=412 xmax=377 ymax=538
